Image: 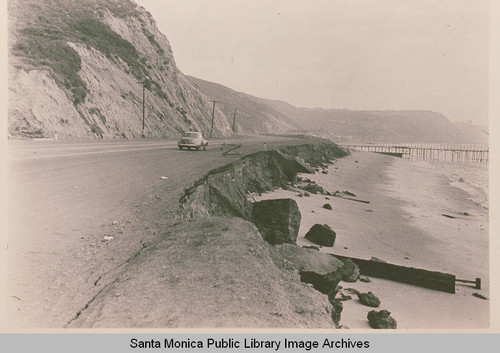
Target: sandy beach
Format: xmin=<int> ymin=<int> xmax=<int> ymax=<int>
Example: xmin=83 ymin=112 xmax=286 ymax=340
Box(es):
xmin=255 ymin=151 xmax=489 ymax=329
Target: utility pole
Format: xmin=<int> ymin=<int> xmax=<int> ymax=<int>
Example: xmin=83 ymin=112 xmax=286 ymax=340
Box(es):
xmin=210 ymin=100 xmax=218 ymax=139
xmin=232 ymin=109 xmax=237 ymax=137
xmin=138 ymin=81 xmax=147 ymax=138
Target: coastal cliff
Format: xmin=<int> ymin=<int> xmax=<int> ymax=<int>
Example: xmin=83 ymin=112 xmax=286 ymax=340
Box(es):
xmin=8 ymin=0 xmax=234 ymax=139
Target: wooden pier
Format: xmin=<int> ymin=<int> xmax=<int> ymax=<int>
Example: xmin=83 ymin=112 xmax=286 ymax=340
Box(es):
xmin=340 ymin=143 xmax=489 ymax=163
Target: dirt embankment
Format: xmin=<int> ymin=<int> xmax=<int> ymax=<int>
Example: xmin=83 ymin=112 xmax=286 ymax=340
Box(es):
xmin=67 ymin=140 xmax=350 ymax=328
xmin=179 ymin=142 xmax=347 ymax=220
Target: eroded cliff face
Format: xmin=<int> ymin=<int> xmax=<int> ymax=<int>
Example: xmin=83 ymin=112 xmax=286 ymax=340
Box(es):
xmin=178 ymin=141 xmax=348 ymax=220
xmin=8 ymin=0 xmax=232 ymax=139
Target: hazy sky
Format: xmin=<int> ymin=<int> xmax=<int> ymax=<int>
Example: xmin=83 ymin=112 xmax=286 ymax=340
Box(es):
xmin=135 ymin=0 xmax=489 ymax=126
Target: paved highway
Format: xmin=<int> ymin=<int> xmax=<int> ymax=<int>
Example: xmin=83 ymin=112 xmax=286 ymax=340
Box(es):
xmin=3 ymin=136 xmax=299 ymax=328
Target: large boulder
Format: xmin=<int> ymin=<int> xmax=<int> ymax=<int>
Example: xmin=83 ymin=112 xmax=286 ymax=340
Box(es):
xmin=340 ymin=258 xmax=360 ymax=282
xmin=299 ymin=271 xmax=342 ymax=297
xmin=252 ymin=198 xmax=301 ymax=245
xmin=367 ymin=310 xmax=397 ymax=329
xmin=358 ymin=292 xmax=381 ymax=307
xmin=305 ymin=224 xmax=337 ymax=247
xmin=275 ymin=244 xmax=343 ymax=273
xmin=275 ymin=244 xmax=345 ymax=328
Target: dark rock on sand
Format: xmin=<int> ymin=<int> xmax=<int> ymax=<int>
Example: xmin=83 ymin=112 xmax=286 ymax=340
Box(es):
xmin=323 ymin=203 xmax=333 ymax=210
xmin=359 ymin=276 xmax=371 ymax=283
xmin=300 ymin=183 xmax=325 ymax=195
xmin=345 ymin=288 xmax=360 ymax=296
xmin=330 ymin=298 xmax=343 ymax=327
xmin=367 ymin=310 xmax=397 ymax=329
xmin=472 ymin=293 xmax=488 ymax=300
xmin=252 ymin=198 xmax=301 ymax=245
xmin=340 ymin=258 xmax=360 ymax=282
xmin=343 ymin=191 xmax=357 ymax=197
xmin=281 ymin=245 xmax=345 ymax=328
xmin=302 ymin=245 xmax=320 ymax=251
xmin=299 ymin=271 xmax=342 ymax=296
xmin=276 ymin=244 xmax=343 ymax=276
xmin=338 ymin=293 xmax=352 ymax=301
xmin=358 ymin=292 xmax=381 ymax=307
xmin=305 ymin=224 xmax=337 ymax=247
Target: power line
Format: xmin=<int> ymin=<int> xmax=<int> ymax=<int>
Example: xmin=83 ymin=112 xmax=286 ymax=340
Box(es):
xmin=232 ymin=109 xmax=237 ymax=137
xmin=210 ymin=100 xmax=218 ymax=138
xmin=138 ymin=81 xmax=148 ymax=138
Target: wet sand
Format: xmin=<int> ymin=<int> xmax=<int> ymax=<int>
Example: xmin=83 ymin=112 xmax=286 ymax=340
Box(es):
xmin=255 ymin=151 xmax=489 ymax=329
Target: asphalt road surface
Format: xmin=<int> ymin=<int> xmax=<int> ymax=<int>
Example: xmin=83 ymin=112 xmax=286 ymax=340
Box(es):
xmin=3 ymin=136 xmax=301 ymax=328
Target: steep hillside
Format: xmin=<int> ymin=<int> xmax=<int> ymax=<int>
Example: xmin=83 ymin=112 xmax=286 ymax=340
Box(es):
xmin=188 ymin=76 xmax=299 ymax=134
xmin=8 ymin=0 xmax=233 ymax=139
xmin=259 ymin=99 xmax=471 ymax=144
xmin=8 ymin=0 xmax=479 ymax=143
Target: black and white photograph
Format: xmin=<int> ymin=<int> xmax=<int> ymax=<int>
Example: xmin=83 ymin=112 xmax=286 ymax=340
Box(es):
xmin=1 ymin=0 xmax=496 ymax=336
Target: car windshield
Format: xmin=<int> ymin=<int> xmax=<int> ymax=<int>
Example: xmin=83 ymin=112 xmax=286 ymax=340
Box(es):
xmin=184 ymin=132 xmax=200 ymax=138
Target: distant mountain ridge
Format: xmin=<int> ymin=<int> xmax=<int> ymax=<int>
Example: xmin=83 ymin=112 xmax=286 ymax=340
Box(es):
xmin=254 ymin=98 xmax=476 ymax=144
xmin=190 ymin=77 xmax=484 ymax=143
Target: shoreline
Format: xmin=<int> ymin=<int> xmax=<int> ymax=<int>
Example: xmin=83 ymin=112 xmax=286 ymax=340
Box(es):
xmin=4 ymin=139 xmax=490 ymax=329
xmin=255 ymin=151 xmax=489 ymax=329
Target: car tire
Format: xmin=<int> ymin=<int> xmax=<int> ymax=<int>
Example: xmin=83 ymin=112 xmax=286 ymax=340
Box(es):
xmin=196 ymin=146 xmax=200 ymax=151
xmin=203 ymin=144 xmax=207 ymax=151
xmin=178 ymin=146 xmax=183 ymax=150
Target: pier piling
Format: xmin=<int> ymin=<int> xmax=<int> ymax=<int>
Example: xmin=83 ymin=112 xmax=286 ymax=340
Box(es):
xmin=340 ymin=143 xmax=488 ymax=163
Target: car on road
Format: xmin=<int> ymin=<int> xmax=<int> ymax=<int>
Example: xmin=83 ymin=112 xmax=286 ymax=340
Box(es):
xmin=178 ymin=131 xmax=208 ymax=151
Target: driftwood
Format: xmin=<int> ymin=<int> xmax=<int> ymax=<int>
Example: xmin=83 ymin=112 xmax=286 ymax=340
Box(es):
xmin=333 ymin=195 xmax=371 ymax=204
xmin=331 ymin=254 xmax=457 ymax=294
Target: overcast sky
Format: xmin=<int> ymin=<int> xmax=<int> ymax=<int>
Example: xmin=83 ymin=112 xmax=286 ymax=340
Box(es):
xmin=135 ymin=0 xmax=489 ymax=126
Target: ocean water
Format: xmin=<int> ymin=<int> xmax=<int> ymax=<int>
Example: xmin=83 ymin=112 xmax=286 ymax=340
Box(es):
xmin=341 ymin=141 xmax=490 ymax=210
xmin=423 ymin=160 xmax=489 ymax=209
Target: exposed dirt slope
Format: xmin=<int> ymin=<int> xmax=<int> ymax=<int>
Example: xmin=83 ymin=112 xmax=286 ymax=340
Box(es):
xmin=67 ymin=217 xmax=338 ymax=328
xmin=179 ymin=141 xmax=348 ymax=220
xmin=9 ymin=0 xmax=233 ymax=139
xmin=65 ymin=140 xmax=348 ymax=328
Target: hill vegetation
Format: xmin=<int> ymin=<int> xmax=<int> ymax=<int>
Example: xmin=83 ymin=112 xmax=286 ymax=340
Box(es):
xmin=8 ymin=0 xmax=235 ymax=139
xmin=9 ymin=0 xmax=482 ymax=144
xmin=12 ymin=0 xmax=141 ymax=105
